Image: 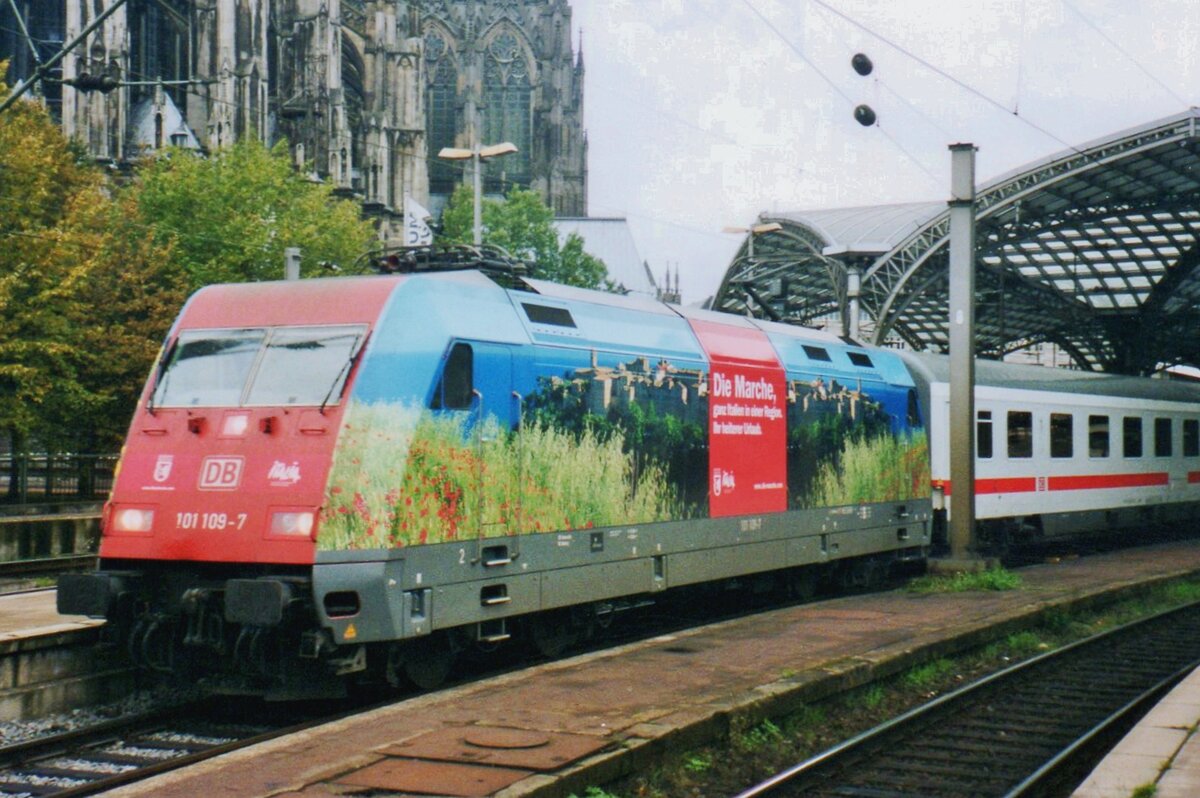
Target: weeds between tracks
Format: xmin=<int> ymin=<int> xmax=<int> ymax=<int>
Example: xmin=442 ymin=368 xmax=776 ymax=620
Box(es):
xmin=573 ymin=576 xmax=1200 ymax=798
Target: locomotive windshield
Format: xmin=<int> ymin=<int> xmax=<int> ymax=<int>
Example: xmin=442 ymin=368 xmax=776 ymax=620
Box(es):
xmin=152 ymin=324 xmax=366 ymax=408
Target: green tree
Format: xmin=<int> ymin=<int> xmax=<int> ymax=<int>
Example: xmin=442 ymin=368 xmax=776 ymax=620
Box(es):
xmin=58 ymin=189 xmax=184 ymax=449
xmin=0 ymin=65 xmax=103 ymax=458
xmin=440 ymin=185 xmax=612 ymax=290
xmin=0 ymin=70 xmax=379 ymax=457
xmin=131 ymin=140 xmax=376 ymax=291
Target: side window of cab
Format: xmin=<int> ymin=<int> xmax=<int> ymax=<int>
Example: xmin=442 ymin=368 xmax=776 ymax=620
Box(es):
xmin=431 ymin=343 xmax=473 ymax=410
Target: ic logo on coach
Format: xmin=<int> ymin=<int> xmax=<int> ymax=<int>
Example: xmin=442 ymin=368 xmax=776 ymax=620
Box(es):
xmin=199 ymin=456 xmax=244 ymax=490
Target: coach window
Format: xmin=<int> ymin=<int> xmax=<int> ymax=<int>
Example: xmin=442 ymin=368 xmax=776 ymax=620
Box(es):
xmin=1185 ymin=420 xmax=1200 ymax=457
xmin=976 ymin=410 xmax=993 ymax=459
xmin=1007 ymin=411 xmax=1033 ymax=459
xmin=1089 ymin=415 xmax=1110 ymax=458
xmin=1155 ymin=418 xmax=1173 ymax=457
xmin=431 ymin=343 xmax=473 ymax=410
xmin=1050 ymin=413 xmax=1073 ymax=458
xmin=1123 ymin=416 xmax=1143 ymax=458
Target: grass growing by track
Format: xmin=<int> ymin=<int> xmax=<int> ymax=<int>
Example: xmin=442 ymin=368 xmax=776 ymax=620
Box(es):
xmin=575 ymin=575 xmax=1200 ymax=798
xmin=907 ymin=565 xmax=1024 ymax=593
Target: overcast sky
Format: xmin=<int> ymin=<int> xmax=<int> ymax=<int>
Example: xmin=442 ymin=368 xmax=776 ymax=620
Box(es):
xmin=568 ymin=0 xmax=1200 ymax=303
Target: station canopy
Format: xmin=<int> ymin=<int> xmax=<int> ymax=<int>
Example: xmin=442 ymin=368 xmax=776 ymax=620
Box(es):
xmin=712 ymin=110 xmax=1200 ymax=375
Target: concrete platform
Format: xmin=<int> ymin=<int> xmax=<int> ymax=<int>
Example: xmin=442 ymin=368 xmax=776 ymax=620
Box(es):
xmin=78 ymin=539 xmax=1200 ymax=798
xmin=1073 ymin=665 xmax=1200 ymax=798
xmin=0 ymin=589 xmax=101 ymax=639
xmin=0 ymin=590 xmax=124 ymax=720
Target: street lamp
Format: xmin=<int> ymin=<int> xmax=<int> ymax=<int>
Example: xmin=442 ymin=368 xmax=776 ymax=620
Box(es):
xmin=723 ymin=221 xmax=782 ymax=259
xmin=438 ymin=142 xmax=519 ymax=246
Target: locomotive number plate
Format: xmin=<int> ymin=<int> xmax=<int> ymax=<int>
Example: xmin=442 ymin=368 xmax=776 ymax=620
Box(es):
xmin=176 ymin=511 xmax=249 ymax=531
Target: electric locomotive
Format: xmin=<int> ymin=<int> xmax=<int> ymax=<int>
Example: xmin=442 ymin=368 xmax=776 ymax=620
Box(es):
xmin=60 ymin=265 xmax=931 ymax=697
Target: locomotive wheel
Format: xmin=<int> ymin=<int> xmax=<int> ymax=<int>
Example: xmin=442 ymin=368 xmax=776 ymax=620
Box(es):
xmin=789 ymin=568 xmax=818 ymax=602
xmin=530 ymin=611 xmax=580 ymax=659
xmin=403 ymin=634 xmax=455 ymax=690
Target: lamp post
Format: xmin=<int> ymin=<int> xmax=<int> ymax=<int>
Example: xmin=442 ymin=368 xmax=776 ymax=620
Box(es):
xmin=723 ymin=221 xmax=782 ymax=259
xmin=437 ymin=142 xmax=519 ymax=246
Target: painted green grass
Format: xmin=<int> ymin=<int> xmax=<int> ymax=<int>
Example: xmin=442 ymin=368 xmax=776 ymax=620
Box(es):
xmin=804 ymin=430 xmax=930 ymax=508
xmin=907 ymin=566 xmax=1024 ymax=594
xmin=320 ymin=402 xmax=677 ymax=550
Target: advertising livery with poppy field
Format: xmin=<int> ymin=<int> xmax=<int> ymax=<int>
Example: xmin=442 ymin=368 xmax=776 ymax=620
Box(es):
xmin=60 ymin=266 xmax=932 ymax=696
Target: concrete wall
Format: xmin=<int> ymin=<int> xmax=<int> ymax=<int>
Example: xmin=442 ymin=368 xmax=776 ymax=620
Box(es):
xmin=0 ymin=508 xmax=100 ymax=562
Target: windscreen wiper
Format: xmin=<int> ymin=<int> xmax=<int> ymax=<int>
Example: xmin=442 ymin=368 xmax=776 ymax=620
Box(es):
xmin=319 ymin=335 xmax=368 ymax=415
xmin=146 ymin=340 xmax=178 ymax=417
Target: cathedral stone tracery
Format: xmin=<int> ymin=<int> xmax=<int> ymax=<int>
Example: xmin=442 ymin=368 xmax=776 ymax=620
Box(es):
xmin=0 ymin=0 xmax=587 ymax=237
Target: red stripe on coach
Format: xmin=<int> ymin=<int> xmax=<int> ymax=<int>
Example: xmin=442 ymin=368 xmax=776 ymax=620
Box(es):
xmin=1048 ymin=473 xmax=1170 ymax=491
xmin=937 ymin=472 xmax=1172 ymax=495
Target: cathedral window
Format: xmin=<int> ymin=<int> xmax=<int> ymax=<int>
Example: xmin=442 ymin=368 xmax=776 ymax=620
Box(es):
xmin=128 ymin=0 xmax=190 ymax=111
xmin=0 ymin=0 xmax=65 ymax=119
xmin=425 ymin=32 xmax=458 ymax=194
xmin=482 ymin=31 xmax=531 ymax=192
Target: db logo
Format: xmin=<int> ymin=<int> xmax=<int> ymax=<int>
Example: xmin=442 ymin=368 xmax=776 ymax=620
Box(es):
xmin=199 ymin=456 xmax=244 ymax=490
xmin=712 ymin=468 xmax=736 ymax=497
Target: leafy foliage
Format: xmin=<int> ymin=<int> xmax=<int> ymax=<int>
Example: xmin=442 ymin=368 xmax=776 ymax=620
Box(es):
xmin=60 ymin=189 xmax=185 ymax=448
xmin=1 ymin=70 xmax=377 ymax=452
xmin=0 ymin=67 xmax=105 ymax=453
xmin=131 ymin=140 xmax=375 ymax=291
xmin=439 ymin=184 xmax=613 ymax=290
xmin=787 ymin=406 xmax=893 ymax=504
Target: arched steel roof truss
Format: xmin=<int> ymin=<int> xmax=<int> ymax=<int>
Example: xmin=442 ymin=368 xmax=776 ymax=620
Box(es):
xmin=713 ymin=111 xmax=1200 ymax=374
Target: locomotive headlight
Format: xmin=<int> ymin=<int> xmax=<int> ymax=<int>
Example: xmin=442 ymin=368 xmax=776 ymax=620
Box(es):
xmin=111 ymin=507 xmax=155 ymax=533
xmin=270 ymin=511 xmax=315 ymax=537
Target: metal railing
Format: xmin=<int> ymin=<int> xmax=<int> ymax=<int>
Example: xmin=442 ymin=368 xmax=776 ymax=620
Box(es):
xmin=0 ymin=454 xmax=118 ymax=506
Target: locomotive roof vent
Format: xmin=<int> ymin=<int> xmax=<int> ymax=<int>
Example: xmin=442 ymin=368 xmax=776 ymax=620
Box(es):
xmin=371 ymin=244 xmax=537 ymax=292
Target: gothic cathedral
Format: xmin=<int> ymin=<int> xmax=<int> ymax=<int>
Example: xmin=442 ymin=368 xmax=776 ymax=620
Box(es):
xmin=0 ymin=0 xmax=588 ymax=236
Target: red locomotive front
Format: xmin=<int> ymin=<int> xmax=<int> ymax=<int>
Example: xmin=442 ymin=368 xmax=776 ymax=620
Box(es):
xmin=99 ymin=277 xmax=400 ymax=566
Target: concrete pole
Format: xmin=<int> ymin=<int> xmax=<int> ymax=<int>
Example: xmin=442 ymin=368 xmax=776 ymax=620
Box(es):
xmin=285 ymin=247 xmax=301 ymax=281
xmin=472 ymin=151 xmax=483 ymax=247
xmin=948 ymin=143 xmax=977 ymax=560
xmin=847 ymin=267 xmax=862 ymax=341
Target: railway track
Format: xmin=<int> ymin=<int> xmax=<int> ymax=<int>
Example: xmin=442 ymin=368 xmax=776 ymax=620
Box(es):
xmin=736 ymin=601 xmax=1200 ymax=798
xmin=0 ymin=555 xmax=96 ymax=583
xmin=0 ymin=699 xmax=331 ymax=797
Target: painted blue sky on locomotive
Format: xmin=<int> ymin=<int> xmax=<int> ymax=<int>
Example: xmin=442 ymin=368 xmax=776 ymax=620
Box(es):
xmin=351 ymin=272 xmax=919 ymax=428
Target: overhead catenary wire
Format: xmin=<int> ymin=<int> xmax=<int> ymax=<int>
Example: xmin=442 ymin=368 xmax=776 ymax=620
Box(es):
xmin=1060 ymin=0 xmax=1189 ymax=108
xmin=739 ymin=0 xmax=943 ymax=188
xmin=807 ymin=0 xmax=1080 ymax=152
xmin=0 ymin=0 xmax=130 ymax=114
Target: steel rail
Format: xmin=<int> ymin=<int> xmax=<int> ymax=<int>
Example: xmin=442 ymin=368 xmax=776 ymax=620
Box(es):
xmin=0 ymin=554 xmax=96 ymax=580
xmin=734 ymin=599 xmax=1200 ymax=798
xmin=0 ymin=699 xmax=339 ymax=797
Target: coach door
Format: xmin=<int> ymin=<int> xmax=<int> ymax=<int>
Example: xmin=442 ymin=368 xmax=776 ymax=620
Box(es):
xmin=459 ymin=342 xmax=521 ymax=564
